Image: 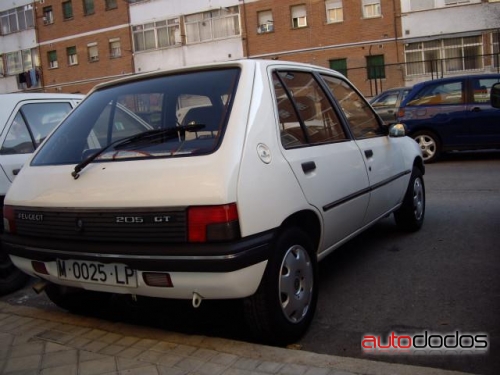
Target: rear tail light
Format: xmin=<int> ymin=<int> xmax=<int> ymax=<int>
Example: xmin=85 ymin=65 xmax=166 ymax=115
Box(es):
xmin=3 ymin=205 xmax=16 ymax=234
xmin=187 ymin=203 xmax=240 ymax=242
xmin=397 ymin=108 xmax=405 ymax=118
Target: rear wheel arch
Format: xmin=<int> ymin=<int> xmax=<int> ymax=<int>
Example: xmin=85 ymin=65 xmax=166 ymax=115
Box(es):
xmin=279 ymin=210 xmax=321 ymax=252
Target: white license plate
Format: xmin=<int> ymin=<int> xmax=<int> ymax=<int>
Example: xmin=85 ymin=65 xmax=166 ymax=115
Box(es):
xmin=57 ymin=259 xmax=137 ymax=287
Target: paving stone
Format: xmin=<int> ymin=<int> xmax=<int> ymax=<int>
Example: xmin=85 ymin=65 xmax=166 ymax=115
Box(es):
xmin=116 ymin=357 xmax=149 ymax=371
xmin=83 ymin=340 xmax=110 ymax=353
xmin=157 ymin=353 xmax=183 ymax=367
xmin=120 ymin=365 xmax=160 ymax=375
xmin=170 ymin=344 xmax=197 ymax=357
xmin=36 ymin=330 xmax=75 ymax=344
xmin=255 ymin=361 xmax=284 ymax=374
xmin=278 ymin=363 xmax=309 ymax=375
xmin=81 ymin=329 xmax=109 ymax=341
xmin=190 ymin=348 xmax=218 ymax=361
xmin=45 ymin=342 xmax=74 ymax=353
xmin=157 ymin=365 xmax=188 ymax=375
xmin=115 ymin=346 xmax=145 ymax=359
xmin=99 ymin=345 xmax=126 ymax=356
xmin=132 ymin=338 xmax=159 ymax=349
xmin=303 ymin=367 xmax=332 ymax=375
xmin=42 ymin=348 xmax=78 ymax=368
xmin=194 ymin=361 xmax=227 ymax=375
xmin=3 ymin=354 xmax=42 ymax=373
xmin=80 ymin=350 xmax=110 ymax=363
xmin=211 ymin=353 xmax=239 ymax=366
xmin=9 ymin=341 xmax=45 ymax=358
xmin=99 ymin=333 xmax=123 ymax=344
xmin=233 ymin=358 xmax=262 ymax=371
xmin=137 ymin=349 xmax=166 ymax=364
xmin=41 ymin=363 xmax=78 ymax=375
xmin=174 ymin=357 xmax=205 ymax=372
xmin=78 ymin=356 xmax=117 ymax=375
xmin=66 ymin=336 xmax=92 ymax=349
xmin=151 ymin=341 xmax=177 ymax=353
xmin=114 ymin=336 xmax=141 ymax=347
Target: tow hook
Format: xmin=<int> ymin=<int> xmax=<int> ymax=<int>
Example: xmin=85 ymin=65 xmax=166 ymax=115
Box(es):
xmin=32 ymin=280 xmax=48 ymax=294
xmin=192 ymin=291 xmax=203 ymax=308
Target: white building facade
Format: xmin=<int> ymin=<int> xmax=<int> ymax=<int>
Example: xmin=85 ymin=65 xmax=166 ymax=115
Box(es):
xmin=0 ymin=0 xmax=40 ymax=93
xmin=129 ymin=0 xmax=248 ymax=73
xmin=400 ymin=0 xmax=500 ymax=85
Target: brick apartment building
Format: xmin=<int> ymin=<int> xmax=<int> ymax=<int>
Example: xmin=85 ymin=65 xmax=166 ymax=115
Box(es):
xmin=34 ymin=0 xmax=134 ymax=94
xmin=242 ymin=0 xmax=404 ymax=96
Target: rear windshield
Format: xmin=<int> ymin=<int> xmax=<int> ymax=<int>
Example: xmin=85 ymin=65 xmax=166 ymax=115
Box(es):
xmin=32 ymin=68 xmax=240 ymax=166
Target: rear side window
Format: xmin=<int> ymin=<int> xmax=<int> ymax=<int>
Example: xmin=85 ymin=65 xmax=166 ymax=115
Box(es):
xmin=0 ymin=102 xmax=73 ymax=155
xmin=371 ymin=91 xmax=398 ymax=107
xmin=471 ymin=77 xmax=500 ymax=104
xmin=273 ymin=71 xmax=347 ymax=149
xmin=321 ymin=75 xmax=383 ymax=139
xmin=407 ymin=80 xmax=464 ymax=106
xmin=32 ymin=68 xmax=240 ymax=166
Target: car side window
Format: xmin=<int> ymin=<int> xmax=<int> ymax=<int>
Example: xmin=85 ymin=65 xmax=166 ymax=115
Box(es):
xmin=372 ymin=92 xmax=398 ymax=107
xmin=407 ymin=81 xmax=464 ymax=106
xmin=0 ymin=113 xmax=35 ymax=155
xmin=472 ymin=78 xmax=499 ymax=104
xmin=273 ymin=71 xmax=347 ymax=149
xmin=18 ymin=102 xmax=73 ymax=146
xmin=321 ymin=74 xmax=383 ymax=139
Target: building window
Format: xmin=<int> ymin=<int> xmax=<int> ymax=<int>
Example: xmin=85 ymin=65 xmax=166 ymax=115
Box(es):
xmin=291 ymin=5 xmax=307 ymax=28
xmin=185 ymin=6 xmax=240 ymax=44
xmin=105 ymin=0 xmax=117 ymax=10
xmin=87 ymin=43 xmax=99 ymax=62
xmin=362 ymin=0 xmax=381 ymax=18
xmin=133 ymin=18 xmax=180 ymax=51
xmin=67 ymin=46 xmax=78 ymax=65
xmin=405 ymin=36 xmax=483 ymax=76
xmin=366 ymin=55 xmax=385 ymax=79
xmin=62 ymin=1 xmax=73 ymax=20
xmin=109 ymin=38 xmax=121 ymax=58
xmin=83 ymin=0 xmax=95 ymax=16
xmin=326 ymin=0 xmax=343 ymax=23
xmin=43 ymin=6 xmax=54 ymax=25
xmin=0 ymin=57 xmax=4 ymax=76
xmin=0 ymin=4 xmax=34 ymax=35
xmin=329 ymin=58 xmax=347 ymax=77
xmin=493 ymin=32 xmax=499 ymax=68
xmin=4 ymin=48 xmax=38 ymax=76
xmin=48 ymin=50 xmax=58 ymax=69
xmin=409 ymin=0 xmax=435 ymax=11
xmin=257 ymin=10 xmax=273 ymax=34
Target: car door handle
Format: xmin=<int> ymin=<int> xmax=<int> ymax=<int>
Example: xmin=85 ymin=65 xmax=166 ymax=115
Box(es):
xmin=13 ymin=169 xmax=21 ymax=176
xmin=364 ymin=150 xmax=374 ymax=158
xmin=301 ymin=161 xmax=316 ymax=173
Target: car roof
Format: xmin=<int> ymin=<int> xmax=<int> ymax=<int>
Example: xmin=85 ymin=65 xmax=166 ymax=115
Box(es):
xmin=88 ymin=59 xmax=346 ymax=94
xmin=0 ymin=93 xmax=84 ymax=129
xmin=411 ymin=74 xmax=500 ymax=89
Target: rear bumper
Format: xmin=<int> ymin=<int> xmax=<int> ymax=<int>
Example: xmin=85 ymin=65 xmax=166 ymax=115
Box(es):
xmin=3 ymin=230 xmax=275 ymax=299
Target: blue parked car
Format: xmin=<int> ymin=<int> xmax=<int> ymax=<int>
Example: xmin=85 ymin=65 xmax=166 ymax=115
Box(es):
xmin=397 ymin=74 xmax=500 ymax=162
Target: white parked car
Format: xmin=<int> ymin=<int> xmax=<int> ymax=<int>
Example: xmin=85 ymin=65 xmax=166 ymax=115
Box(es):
xmin=2 ymin=61 xmax=424 ymax=344
xmin=0 ymin=93 xmax=83 ymax=296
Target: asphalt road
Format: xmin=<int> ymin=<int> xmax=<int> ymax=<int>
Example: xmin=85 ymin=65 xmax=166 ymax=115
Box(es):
xmin=2 ymin=150 xmax=499 ymax=375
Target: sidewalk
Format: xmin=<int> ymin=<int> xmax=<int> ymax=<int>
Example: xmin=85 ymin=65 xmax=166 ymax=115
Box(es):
xmin=0 ymin=301 xmax=474 ymax=375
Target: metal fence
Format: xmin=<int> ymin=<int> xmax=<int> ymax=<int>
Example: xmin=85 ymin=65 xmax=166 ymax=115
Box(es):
xmin=345 ymin=53 xmax=500 ymax=99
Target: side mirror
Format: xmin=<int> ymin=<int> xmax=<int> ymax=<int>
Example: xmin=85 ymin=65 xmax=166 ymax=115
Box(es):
xmin=388 ymin=123 xmax=407 ymax=137
xmin=491 ymin=83 xmax=500 ymax=108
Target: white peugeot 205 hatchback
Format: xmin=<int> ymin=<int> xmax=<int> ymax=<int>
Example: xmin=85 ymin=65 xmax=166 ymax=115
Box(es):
xmin=2 ymin=60 xmax=424 ymax=345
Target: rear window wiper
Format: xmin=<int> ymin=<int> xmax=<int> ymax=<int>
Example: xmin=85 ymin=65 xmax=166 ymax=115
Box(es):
xmin=71 ymin=124 xmax=204 ymax=180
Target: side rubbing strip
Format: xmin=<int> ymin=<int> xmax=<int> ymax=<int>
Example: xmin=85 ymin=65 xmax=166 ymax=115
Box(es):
xmin=322 ymin=170 xmax=411 ymax=212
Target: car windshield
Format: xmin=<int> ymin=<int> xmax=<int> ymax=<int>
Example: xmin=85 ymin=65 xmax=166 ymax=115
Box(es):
xmin=31 ymin=68 xmax=240 ymax=166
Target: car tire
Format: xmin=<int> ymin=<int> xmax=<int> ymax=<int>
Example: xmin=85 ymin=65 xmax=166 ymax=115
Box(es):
xmin=394 ymin=167 xmax=425 ymax=232
xmin=412 ymin=130 xmax=441 ymax=163
xmin=45 ymin=283 xmax=112 ymax=314
xmin=0 ymin=245 xmax=30 ymax=296
xmin=243 ymin=227 xmax=318 ymax=345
